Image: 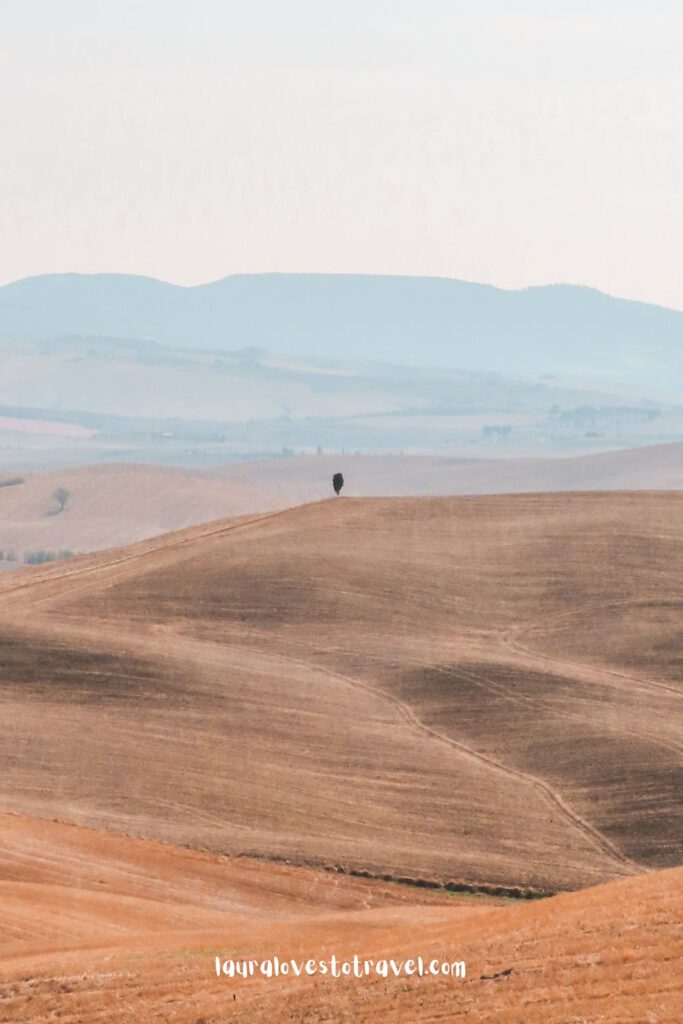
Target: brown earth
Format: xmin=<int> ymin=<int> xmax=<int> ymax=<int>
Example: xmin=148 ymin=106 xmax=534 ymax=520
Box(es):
xmin=0 ymin=464 xmax=275 ymax=559
xmin=0 ymin=813 xmax=680 ymax=1024
xmin=2 ymin=441 xmax=683 ymax=559
xmin=0 ymin=493 xmax=680 ymax=894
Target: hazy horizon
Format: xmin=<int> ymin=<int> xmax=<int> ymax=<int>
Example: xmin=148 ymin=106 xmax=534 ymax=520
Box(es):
xmin=5 ymin=268 xmax=683 ymax=313
xmin=2 ymin=1 xmax=682 ymax=309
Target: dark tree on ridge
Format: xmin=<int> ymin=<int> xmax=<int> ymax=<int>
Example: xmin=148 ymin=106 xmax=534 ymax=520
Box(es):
xmin=332 ymin=472 xmax=344 ymax=496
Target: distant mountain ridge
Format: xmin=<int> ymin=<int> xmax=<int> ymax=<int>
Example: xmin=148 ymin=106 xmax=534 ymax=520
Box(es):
xmin=1 ymin=272 xmax=682 ymax=391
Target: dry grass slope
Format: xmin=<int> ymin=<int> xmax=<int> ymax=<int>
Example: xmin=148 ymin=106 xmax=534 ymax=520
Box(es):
xmin=0 ymin=493 xmax=680 ymax=893
xmin=0 ymin=814 xmax=680 ymax=1024
xmin=3 ymin=441 xmax=683 ymax=559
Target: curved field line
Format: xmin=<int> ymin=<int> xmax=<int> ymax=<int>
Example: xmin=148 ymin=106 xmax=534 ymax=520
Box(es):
xmin=0 ymin=501 xmax=330 ymax=607
xmin=211 ymin=627 xmax=683 ymax=761
xmin=437 ymin=661 xmax=683 ymax=760
xmin=215 ymin=641 xmax=642 ymax=875
xmin=502 ymin=604 xmax=683 ymax=701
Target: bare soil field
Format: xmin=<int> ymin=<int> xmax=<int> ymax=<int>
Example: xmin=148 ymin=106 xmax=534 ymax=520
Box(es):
xmin=0 ymin=814 xmax=680 ymax=1024
xmin=0 ymin=464 xmax=276 ymax=559
xmin=2 ymin=441 xmax=683 ymax=559
xmin=0 ymin=494 xmax=680 ymax=894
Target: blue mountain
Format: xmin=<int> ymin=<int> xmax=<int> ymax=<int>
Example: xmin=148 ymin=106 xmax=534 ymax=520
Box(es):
xmin=1 ymin=273 xmax=681 ymax=389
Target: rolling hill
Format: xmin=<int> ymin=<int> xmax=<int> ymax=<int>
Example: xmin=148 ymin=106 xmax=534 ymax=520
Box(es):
xmin=2 ymin=443 xmax=683 ymax=561
xmin=0 ymin=812 xmax=680 ymax=1022
xmin=2 ymin=272 xmax=683 ymax=392
xmin=0 ymin=494 xmax=680 ymax=895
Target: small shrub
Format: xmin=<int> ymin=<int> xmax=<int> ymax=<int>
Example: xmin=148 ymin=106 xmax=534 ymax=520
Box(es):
xmin=52 ymin=486 xmax=71 ymax=512
xmin=24 ymin=549 xmax=57 ymax=565
xmin=23 ymin=548 xmax=76 ymax=565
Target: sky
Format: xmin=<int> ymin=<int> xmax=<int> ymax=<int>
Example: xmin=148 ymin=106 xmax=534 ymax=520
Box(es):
xmin=1 ymin=0 xmax=682 ymax=308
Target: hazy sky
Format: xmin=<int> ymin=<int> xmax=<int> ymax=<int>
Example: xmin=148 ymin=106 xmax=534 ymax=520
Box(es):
xmin=2 ymin=0 xmax=682 ymax=307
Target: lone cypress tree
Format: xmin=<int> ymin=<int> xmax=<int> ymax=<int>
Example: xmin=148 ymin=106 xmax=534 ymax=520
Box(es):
xmin=332 ymin=472 xmax=344 ymax=496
